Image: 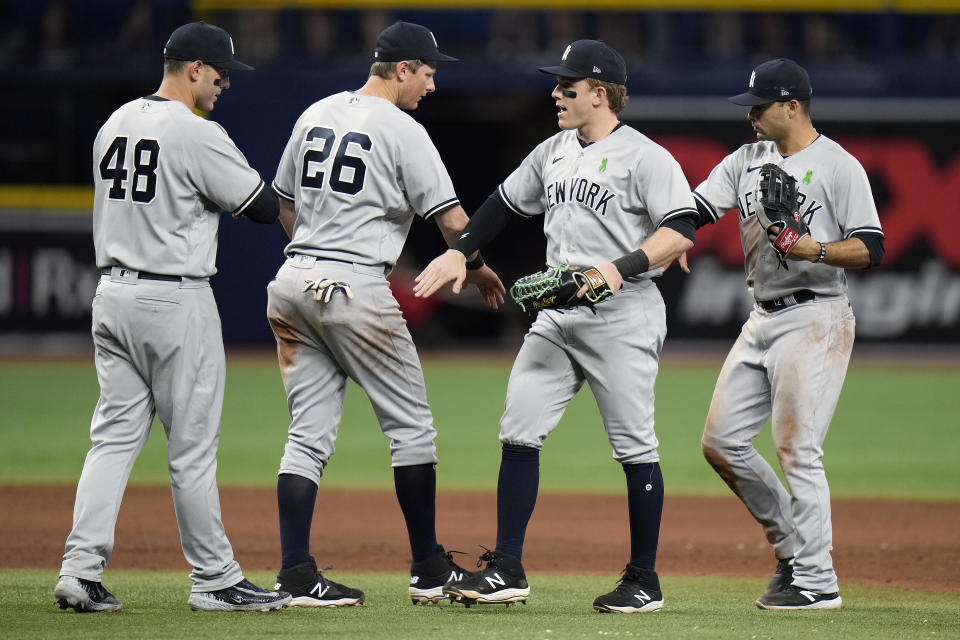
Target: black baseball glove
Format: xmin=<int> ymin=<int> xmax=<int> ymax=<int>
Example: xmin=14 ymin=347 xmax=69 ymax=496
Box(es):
xmin=755 ymin=163 xmax=808 ymax=269
xmin=509 ymin=263 xmax=613 ymax=314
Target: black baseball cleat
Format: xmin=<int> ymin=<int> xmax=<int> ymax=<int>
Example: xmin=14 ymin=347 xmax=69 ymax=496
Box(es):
xmin=275 ymin=557 xmax=364 ymax=607
xmin=409 ymin=545 xmax=475 ymax=604
xmin=443 ymin=548 xmax=529 ymax=606
xmin=756 ymin=584 xmax=842 ymax=610
xmin=54 ymin=575 xmax=122 ymax=613
xmin=593 ymin=564 xmax=664 ymax=613
xmin=763 ymin=557 xmax=795 ymax=597
xmin=188 ymin=578 xmax=291 ymax=611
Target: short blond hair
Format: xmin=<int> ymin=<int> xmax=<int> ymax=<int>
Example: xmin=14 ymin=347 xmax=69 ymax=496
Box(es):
xmin=369 ymin=59 xmax=426 ymax=79
xmin=586 ymin=78 xmax=628 ymax=114
xmin=163 ymin=58 xmax=190 ymax=76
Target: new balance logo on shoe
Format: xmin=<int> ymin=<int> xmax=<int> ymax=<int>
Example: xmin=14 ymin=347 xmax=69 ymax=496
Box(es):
xmin=448 ymin=570 xmax=464 ymax=583
xmin=799 ymin=590 xmax=820 ymax=602
xmin=634 ymin=590 xmax=652 ymax=604
xmin=484 ymin=573 xmax=506 ymax=589
xmin=410 ymin=576 xmax=419 ymax=585
xmin=310 ymin=582 xmax=329 ymax=598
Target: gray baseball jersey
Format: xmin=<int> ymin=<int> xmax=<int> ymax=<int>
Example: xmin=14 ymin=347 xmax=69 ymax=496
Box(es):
xmin=497 ymin=124 xmax=696 ymax=463
xmin=60 ymin=95 xmax=262 ymax=592
xmin=269 ymin=90 xmax=454 ymax=483
xmin=273 ymin=91 xmax=458 ymax=268
xmin=696 ymin=135 xmax=883 ymax=595
xmin=693 ymin=135 xmax=883 ymax=300
xmin=499 ymin=125 xmax=696 ymax=280
xmin=93 ymin=97 xmax=264 ymax=277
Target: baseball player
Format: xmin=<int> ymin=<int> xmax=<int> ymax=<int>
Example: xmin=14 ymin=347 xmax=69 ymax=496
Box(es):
xmin=692 ymin=58 xmax=885 ymax=610
xmin=414 ymin=40 xmax=697 ymax=613
xmin=54 ymin=23 xmax=292 ymax=613
xmin=267 ymin=21 xmax=505 ymax=607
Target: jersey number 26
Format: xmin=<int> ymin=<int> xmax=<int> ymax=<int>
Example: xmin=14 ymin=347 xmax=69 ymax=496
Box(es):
xmin=300 ymin=126 xmax=372 ymax=196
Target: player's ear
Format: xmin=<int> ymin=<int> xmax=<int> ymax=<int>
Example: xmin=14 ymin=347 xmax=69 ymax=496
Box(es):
xmin=593 ymin=84 xmax=606 ymax=108
xmin=396 ymin=60 xmax=409 ymax=80
xmin=188 ymin=60 xmax=203 ymax=81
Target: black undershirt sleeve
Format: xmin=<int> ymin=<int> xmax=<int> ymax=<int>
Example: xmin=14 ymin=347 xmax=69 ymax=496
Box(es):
xmin=660 ymin=213 xmax=697 ymax=244
xmin=241 ymin=186 xmax=280 ymax=224
xmin=856 ymin=233 xmax=885 ymax=269
xmin=451 ymin=191 xmax=514 ymax=256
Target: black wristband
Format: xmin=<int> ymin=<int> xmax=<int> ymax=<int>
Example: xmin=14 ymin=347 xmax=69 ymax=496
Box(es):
xmin=465 ymin=252 xmax=484 ymax=270
xmin=611 ymin=248 xmax=650 ymax=279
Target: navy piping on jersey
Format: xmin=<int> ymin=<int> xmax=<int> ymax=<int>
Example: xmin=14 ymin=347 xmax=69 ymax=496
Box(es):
xmin=143 ymin=95 xmax=170 ymax=102
xmin=692 ymin=192 xmax=720 ymax=224
xmin=576 ymin=122 xmax=625 ymax=148
xmin=658 ymin=207 xmax=699 ymax=225
xmin=232 ymin=180 xmax=265 ymax=215
xmin=496 ymin=184 xmax=536 ymax=218
xmin=423 ymin=197 xmax=460 ymax=220
xmin=273 ymin=181 xmax=295 ymax=201
xmin=846 ymin=226 xmax=884 ymax=239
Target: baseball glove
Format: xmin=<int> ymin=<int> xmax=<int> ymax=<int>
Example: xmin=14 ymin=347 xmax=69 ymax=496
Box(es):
xmin=755 ymin=163 xmax=808 ymax=269
xmin=303 ymin=278 xmax=354 ymax=303
xmin=509 ymin=263 xmax=613 ymax=314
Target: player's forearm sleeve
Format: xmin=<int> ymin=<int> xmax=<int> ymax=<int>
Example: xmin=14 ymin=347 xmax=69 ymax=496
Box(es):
xmin=240 ymin=184 xmax=280 ymax=224
xmin=451 ymin=192 xmax=513 ymax=256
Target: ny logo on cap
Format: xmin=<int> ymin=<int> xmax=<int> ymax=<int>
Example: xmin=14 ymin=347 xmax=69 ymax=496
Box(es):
xmin=593 ymin=65 xmax=601 ymax=73
xmin=229 ymin=35 xmax=235 ymax=54
xmin=749 ymin=70 xmax=756 ymax=88
xmin=562 ymin=44 xmax=571 ymax=61
xmin=430 ymin=32 xmax=438 ymax=47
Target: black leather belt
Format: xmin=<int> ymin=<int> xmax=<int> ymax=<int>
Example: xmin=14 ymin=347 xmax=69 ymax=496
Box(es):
xmin=101 ymin=267 xmax=181 ymax=282
xmin=756 ymin=289 xmax=816 ymax=312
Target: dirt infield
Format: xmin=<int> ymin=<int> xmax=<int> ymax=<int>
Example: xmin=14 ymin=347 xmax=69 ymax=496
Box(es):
xmin=4 ymin=487 xmax=956 ymax=592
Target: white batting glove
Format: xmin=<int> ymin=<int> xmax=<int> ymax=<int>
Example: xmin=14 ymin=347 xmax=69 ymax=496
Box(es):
xmin=302 ymin=278 xmax=354 ymax=303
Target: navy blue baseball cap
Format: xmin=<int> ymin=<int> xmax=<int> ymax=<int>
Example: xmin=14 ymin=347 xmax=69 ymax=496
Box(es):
xmin=729 ymin=58 xmax=812 ymax=105
xmin=163 ymin=22 xmax=253 ymax=70
xmin=374 ymin=21 xmax=458 ymax=62
xmin=539 ymin=40 xmax=627 ymax=85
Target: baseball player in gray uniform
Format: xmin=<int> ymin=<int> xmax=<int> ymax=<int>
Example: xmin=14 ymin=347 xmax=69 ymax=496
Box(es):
xmin=267 ymin=21 xmax=505 ymax=607
xmin=54 ymin=22 xmax=291 ymax=613
xmin=414 ymin=40 xmax=697 ymax=613
xmin=693 ymin=58 xmax=885 ymax=610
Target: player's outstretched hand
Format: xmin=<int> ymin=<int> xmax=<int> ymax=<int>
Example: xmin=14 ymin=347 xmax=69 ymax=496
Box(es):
xmin=464 ymin=265 xmax=506 ymax=310
xmin=414 ymin=249 xmax=467 ymax=298
xmin=663 ymin=251 xmax=691 ymax=274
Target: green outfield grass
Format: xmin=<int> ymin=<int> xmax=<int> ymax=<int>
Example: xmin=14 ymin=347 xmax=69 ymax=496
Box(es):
xmin=5 ymin=570 xmax=958 ymax=640
xmin=0 ymin=356 xmax=957 ymax=499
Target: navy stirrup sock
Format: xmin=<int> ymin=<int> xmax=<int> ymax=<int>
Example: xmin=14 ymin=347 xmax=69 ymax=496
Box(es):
xmin=623 ymin=461 xmax=664 ymax=569
xmin=277 ymin=473 xmax=319 ymax=570
xmin=394 ymin=463 xmax=439 ymax=563
xmin=495 ymin=444 xmax=540 ymax=560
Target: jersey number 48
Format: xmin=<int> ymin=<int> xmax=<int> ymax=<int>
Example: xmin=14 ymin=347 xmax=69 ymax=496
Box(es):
xmin=99 ymin=136 xmax=160 ymax=204
xmin=300 ymin=127 xmax=372 ymax=196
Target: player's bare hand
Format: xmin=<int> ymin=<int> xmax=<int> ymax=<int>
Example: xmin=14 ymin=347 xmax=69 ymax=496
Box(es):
xmin=576 ymin=261 xmax=623 ymax=298
xmin=414 ymin=249 xmax=466 ymax=298
xmin=464 ymin=265 xmax=506 ymax=310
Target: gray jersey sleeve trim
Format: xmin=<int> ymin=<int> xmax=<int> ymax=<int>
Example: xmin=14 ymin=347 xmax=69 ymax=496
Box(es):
xmin=496 ymin=184 xmax=536 ymax=219
xmin=692 ymin=192 xmax=720 ymax=224
xmin=423 ymin=197 xmax=460 ymax=220
xmin=232 ymin=180 xmax=265 ymax=215
xmin=272 ymin=181 xmax=295 ymax=202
